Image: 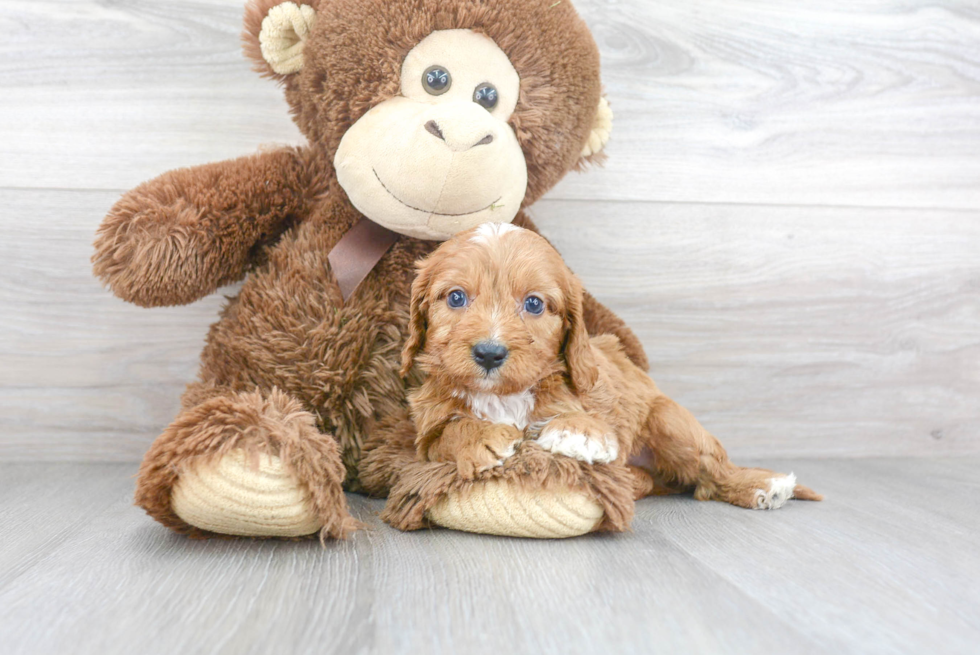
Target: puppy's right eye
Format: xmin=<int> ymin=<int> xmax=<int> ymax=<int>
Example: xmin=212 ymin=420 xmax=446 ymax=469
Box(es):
xmin=447 ymin=289 xmax=468 ymax=309
xmin=523 ymin=295 xmax=545 ymax=315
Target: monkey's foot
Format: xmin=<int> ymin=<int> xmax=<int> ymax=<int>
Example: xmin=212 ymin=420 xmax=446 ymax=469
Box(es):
xmin=427 ymin=479 xmax=604 ymax=539
xmin=171 ymin=449 xmax=322 ymax=537
xmin=136 ymin=388 xmax=356 ymax=539
xmin=380 ymin=443 xmax=635 ymax=538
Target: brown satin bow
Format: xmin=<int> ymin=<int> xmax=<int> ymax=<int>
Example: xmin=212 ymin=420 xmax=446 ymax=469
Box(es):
xmin=327 ymin=217 xmax=401 ymax=301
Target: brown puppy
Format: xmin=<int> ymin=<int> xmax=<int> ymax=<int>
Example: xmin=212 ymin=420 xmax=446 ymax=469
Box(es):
xmin=402 ymin=223 xmax=822 ymax=509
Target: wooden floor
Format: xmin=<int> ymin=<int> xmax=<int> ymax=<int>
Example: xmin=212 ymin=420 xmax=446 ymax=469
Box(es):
xmin=2 ymin=458 xmax=978 ymax=655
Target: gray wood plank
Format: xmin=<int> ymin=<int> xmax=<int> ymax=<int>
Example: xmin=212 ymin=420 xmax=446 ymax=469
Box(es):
xmin=1 ymin=1 xmax=979 ymax=209
xmin=0 ymin=0 xmax=304 ymax=192
xmin=560 ymin=0 xmax=980 ymax=209
xmin=0 ymin=463 xmax=138 ymax=589
xmin=1 ymin=459 xmax=978 ymax=654
xmin=4 ymin=188 xmax=977 ymax=460
xmin=644 ymin=457 xmax=980 ymax=655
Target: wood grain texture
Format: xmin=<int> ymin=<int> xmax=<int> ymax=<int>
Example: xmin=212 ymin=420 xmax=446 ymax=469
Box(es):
xmin=2 ymin=189 xmax=978 ymax=460
xmin=562 ymin=0 xmax=980 ymax=209
xmin=0 ymin=0 xmax=304 ymax=192
xmin=0 ymin=0 xmax=978 ymax=209
xmin=1 ymin=459 xmax=978 ymax=654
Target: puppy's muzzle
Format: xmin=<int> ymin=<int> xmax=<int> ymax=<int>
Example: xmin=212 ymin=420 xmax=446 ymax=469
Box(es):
xmin=472 ymin=341 xmax=508 ymax=372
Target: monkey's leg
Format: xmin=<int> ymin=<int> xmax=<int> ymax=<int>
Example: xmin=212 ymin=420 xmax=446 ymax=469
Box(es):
xmin=637 ymin=395 xmax=822 ymax=509
xmin=135 ymin=387 xmax=357 ymax=539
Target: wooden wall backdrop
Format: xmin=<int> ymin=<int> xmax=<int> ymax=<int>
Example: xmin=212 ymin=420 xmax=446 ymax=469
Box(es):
xmin=1 ymin=0 xmax=978 ymax=461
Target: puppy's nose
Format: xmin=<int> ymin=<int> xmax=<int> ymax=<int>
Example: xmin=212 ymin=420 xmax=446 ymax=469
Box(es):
xmin=472 ymin=341 xmax=508 ymax=372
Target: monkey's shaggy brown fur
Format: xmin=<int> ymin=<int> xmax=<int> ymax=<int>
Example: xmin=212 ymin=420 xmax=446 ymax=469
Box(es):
xmin=94 ymin=0 xmax=648 ymax=538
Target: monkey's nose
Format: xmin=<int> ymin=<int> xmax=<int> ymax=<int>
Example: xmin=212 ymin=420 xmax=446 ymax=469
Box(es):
xmin=472 ymin=341 xmax=508 ymax=372
xmin=425 ymin=120 xmax=445 ymax=141
xmin=425 ymin=120 xmax=495 ymax=150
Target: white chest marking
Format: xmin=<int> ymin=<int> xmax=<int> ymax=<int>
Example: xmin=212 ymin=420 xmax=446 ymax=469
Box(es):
xmin=460 ymin=390 xmax=535 ymax=429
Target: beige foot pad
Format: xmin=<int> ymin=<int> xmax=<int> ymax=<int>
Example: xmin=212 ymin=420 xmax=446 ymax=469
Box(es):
xmin=426 ymin=479 xmax=605 ymax=539
xmin=171 ymin=449 xmax=322 ymax=537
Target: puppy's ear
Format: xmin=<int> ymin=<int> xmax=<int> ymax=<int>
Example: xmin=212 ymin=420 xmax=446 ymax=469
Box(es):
xmin=561 ymin=273 xmax=599 ymax=393
xmin=400 ymin=260 xmax=434 ymax=378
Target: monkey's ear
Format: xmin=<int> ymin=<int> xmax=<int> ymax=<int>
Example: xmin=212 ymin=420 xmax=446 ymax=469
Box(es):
xmin=243 ymin=1 xmax=317 ymax=78
xmin=579 ymin=96 xmax=614 ymax=163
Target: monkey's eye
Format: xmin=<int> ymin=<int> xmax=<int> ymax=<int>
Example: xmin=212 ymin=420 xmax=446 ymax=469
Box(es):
xmin=523 ymin=295 xmax=545 ymax=315
xmin=423 ymin=66 xmax=452 ymax=95
xmin=447 ymin=289 xmax=468 ymax=309
xmin=473 ymin=83 xmax=498 ymax=110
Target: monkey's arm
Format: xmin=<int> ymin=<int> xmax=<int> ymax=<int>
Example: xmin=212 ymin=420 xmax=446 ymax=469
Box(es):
xmin=93 ymin=147 xmax=328 ymax=307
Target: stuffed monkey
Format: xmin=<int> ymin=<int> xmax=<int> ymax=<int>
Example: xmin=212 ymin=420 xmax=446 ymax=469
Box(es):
xmin=94 ymin=0 xmax=647 ymax=539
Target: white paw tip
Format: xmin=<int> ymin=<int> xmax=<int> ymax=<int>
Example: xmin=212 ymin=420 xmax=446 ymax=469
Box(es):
xmin=499 ymin=440 xmax=519 ymax=460
xmin=480 ymin=440 xmax=520 ymax=471
xmin=754 ymin=473 xmax=797 ymax=510
xmin=536 ymin=429 xmax=617 ymax=464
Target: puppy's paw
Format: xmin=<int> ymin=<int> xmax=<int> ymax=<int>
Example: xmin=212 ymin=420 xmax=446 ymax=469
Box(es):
xmin=439 ymin=424 xmax=522 ymax=479
xmin=535 ymin=415 xmax=618 ymax=464
xmin=753 ymin=473 xmax=797 ymax=510
xmin=479 ymin=423 xmax=522 ymax=465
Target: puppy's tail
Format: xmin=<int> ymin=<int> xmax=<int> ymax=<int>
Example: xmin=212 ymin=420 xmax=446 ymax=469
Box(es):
xmin=793 ymin=484 xmax=824 ymax=502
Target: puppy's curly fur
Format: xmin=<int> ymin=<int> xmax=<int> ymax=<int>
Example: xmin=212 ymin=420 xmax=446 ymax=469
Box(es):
xmin=402 ymin=224 xmax=823 ymax=510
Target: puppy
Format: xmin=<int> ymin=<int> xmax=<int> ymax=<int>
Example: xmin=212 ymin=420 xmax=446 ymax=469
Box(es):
xmin=401 ymin=223 xmax=821 ymax=509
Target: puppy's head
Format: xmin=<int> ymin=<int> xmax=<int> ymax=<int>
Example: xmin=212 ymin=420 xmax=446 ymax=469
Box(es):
xmin=401 ymin=223 xmax=597 ymax=394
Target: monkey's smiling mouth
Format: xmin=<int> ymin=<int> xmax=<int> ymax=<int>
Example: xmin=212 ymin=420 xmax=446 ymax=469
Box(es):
xmin=373 ymin=169 xmax=502 ymax=217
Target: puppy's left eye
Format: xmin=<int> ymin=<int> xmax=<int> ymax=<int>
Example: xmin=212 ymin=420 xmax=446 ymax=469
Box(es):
xmin=523 ymin=295 xmax=545 ymax=315
xmin=447 ymin=289 xmax=468 ymax=309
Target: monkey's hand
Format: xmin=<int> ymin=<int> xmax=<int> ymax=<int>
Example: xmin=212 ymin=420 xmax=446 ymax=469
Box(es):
xmin=93 ymin=147 xmax=324 ymax=307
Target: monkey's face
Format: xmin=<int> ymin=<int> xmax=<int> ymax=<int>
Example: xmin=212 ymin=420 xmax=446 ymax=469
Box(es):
xmin=245 ymin=0 xmax=611 ymax=241
xmin=334 ymin=30 xmax=527 ymax=240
